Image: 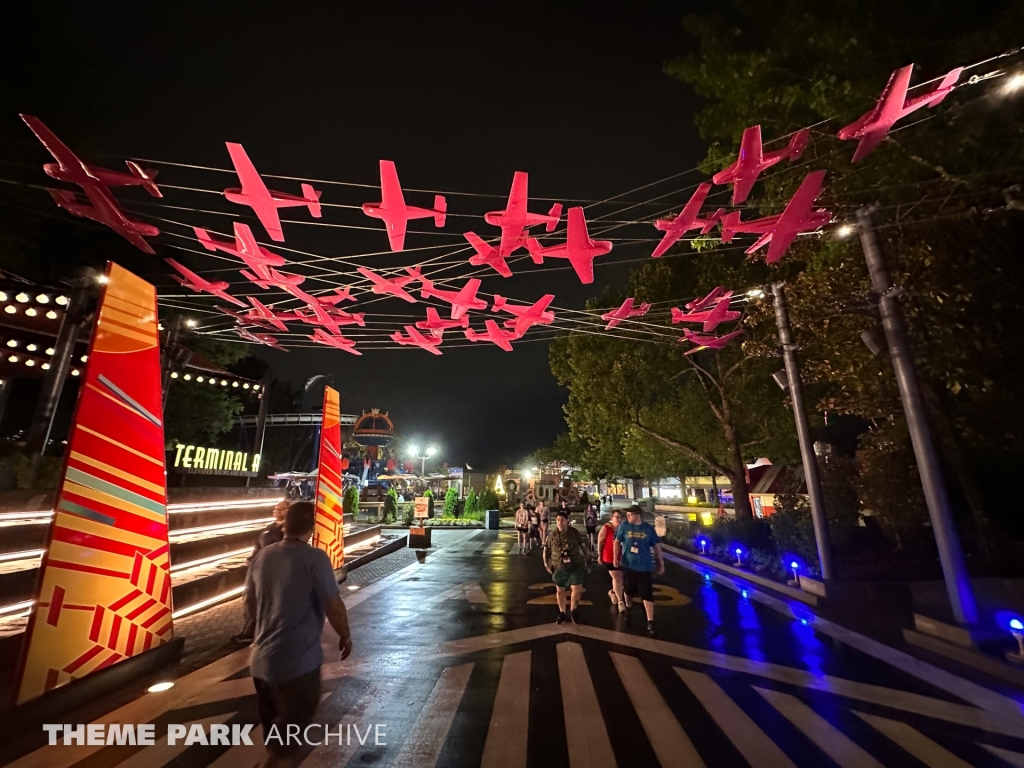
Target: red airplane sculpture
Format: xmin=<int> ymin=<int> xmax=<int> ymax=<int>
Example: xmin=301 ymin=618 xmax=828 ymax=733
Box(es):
xmin=712 ymin=126 xmax=810 ymax=204
xmin=420 ymin=277 xmax=488 ymax=320
xmin=361 ymin=160 xmax=446 ymax=252
xmin=671 ymin=297 xmax=740 ymax=333
xmin=165 ymin=258 xmax=245 ymax=306
xmin=415 ymin=307 xmax=469 ymax=332
xmin=838 ymin=64 xmax=963 ymax=162
xmin=355 ymin=266 xmax=422 ymax=304
xmin=491 ymin=294 xmax=556 ymax=335
xmin=718 ymin=170 xmax=831 ymax=264
xmin=686 ymin=286 xmax=734 ymax=312
xmin=601 ymin=298 xmax=652 ymax=330
xmin=464 ymin=319 xmax=520 ymax=352
xmin=526 ymin=207 xmax=612 ymax=285
xmin=235 ymin=327 xmax=287 ymax=351
xmin=47 ymin=188 xmax=160 ymax=254
xmin=679 ymin=327 xmax=744 ymax=355
xmin=223 ymin=143 xmax=322 ymax=242
xmin=464 ymin=232 xmax=513 ymax=278
xmin=308 ymin=328 xmax=361 ymax=355
xmin=194 ymin=223 xmax=289 ymax=288
xmin=650 ymin=183 xmax=724 ymax=258
xmin=318 ymin=286 xmax=357 ymax=305
xmin=21 ymin=115 xmax=162 ymax=198
xmin=391 ymin=325 xmax=445 ymax=355
xmin=217 ymin=295 xmax=289 ymax=332
xmin=484 ymin=172 xmax=563 ymax=258
xmin=277 ymin=304 xmax=366 ymax=337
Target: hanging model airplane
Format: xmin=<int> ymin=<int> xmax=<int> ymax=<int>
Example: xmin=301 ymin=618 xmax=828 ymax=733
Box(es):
xmin=838 ymin=64 xmax=963 ymax=162
xmin=712 ymin=126 xmax=810 ymax=204
xmin=308 ymin=328 xmax=361 ymax=355
xmin=526 ymin=207 xmax=612 ymax=284
xmin=194 ymin=223 xmax=289 ymax=287
xmin=463 ymin=232 xmax=513 ymax=277
xmin=222 ymin=142 xmax=322 ymax=242
xmin=165 ymin=258 xmax=245 ymax=306
xmin=217 ymin=295 xmax=289 ymax=332
xmin=601 ymin=298 xmax=651 ymax=330
xmin=415 ymin=307 xmax=469 ymax=332
xmin=21 ymin=114 xmax=162 ymax=198
xmin=235 ymin=327 xmax=287 ymax=351
xmin=361 ymin=160 xmax=446 ymax=252
xmin=685 ymin=286 xmax=734 ymax=312
xmin=355 ymin=266 xmax=422 ymax=303
xmin=650 ymin=183 xmax=724 ymax=258
xmin=47 ymin=187 xmax=160 ymax=254
xmin=419 ymin=277 xmax=488 ymax=320
xmin=491 ymin=294 xmax=556 ymax=336
xmin=484 ymin=172 xmax=563 ymax=258
xmin=671 ymin=297 xmax=740 ymax=333
xmin=717 ymin=170 xmax=832 ymax=264
xmin=679 ymin=327 xmax=744 ymax=355
xmin=391 ymin=325 xmax=445 ymax=355
xmin=464 ymin=319 xmax=520 ymax=352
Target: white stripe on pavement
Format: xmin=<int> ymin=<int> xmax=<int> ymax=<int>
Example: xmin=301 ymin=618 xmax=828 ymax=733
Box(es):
xmin=480 ymin=651 xmax=531 ymax=768
xmin=392 ymin=663 xmax=475 ymax=768
xmin=557 ymin=642 xmax=617 ymax=768
xmin=981 ymin=744 xmax=1024 ymax=766
xmin=115 ymin=715 xmax=236 ymax=768
xmin=854 ymin=712 xmax=972 ymax=768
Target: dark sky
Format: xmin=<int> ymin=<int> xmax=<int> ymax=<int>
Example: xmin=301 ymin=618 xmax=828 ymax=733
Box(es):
xmin=1 ymin=2 xmax=706 ymax=468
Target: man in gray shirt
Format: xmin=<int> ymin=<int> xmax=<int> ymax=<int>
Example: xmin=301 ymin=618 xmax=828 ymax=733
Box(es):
xmin=245 ymin=501 xmax=352 ymax=763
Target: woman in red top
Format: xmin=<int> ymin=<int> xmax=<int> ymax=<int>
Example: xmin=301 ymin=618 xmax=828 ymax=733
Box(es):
xmin=596 ymin=509 xmax=625 ymax=612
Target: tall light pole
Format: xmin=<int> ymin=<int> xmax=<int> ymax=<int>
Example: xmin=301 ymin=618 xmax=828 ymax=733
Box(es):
xmin=408 ymin=444 xmax=438 ymax=478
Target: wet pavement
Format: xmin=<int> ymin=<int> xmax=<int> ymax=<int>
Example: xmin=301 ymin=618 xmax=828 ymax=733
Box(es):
xmin=6 ymin=528 xmax=1024 ymax=768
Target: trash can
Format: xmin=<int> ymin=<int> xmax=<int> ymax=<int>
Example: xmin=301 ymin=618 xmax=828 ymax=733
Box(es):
xmin=408 ymin=525 xmax=432 ymax=548
xmin=486 ymin=509 xmax=500 ymax=530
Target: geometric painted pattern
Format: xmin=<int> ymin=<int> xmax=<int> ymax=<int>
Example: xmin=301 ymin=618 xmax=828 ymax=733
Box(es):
xmin=15 ymin=262 xmax=173 ymax=704
xmin=312 ymin=386 xmax=345 ymax=570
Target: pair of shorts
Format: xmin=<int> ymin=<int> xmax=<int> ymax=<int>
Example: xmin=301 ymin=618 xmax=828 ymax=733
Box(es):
xmin=516 ymin=526 xmax=528 ymax=533
xmin=623 ymin=569 xmax=654 ymax=602
xmin=602 ymin=561 xmax=620 ymax=572
xmin=552 ymin=564 xmax=587 ymax=588
xmin=253 ymin=668 xmax=321 ymax=755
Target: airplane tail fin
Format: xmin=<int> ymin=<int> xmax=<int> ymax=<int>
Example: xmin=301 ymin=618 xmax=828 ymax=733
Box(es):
xmin=700 ymin=208 xmax=726 ymax=234
xmin=125 ymin=161 xmax=163 ymax=198
xmin=433 ymin=195 xmax=447 ymax=228
xmin=545 ymin=203 xmax=563 ymax=232
xmin=525 ymin=238 xmax=544 ymax=264
xmin=670 ymin=307 xmax=685 ymax=324
xmin=47 ymin=188 xmax=77 ymax=209
xmin=301 ymin=183 xmax=322 ymax=218
xmin=193 ymin=226 xmax=219 ymax=251
xmin=787 ymin=129 xmax=810 ymax=161
xmin=718 ymin=211 xmax=742 ymax=243
xmin=929 ymin=67 xmax=964 ymax=105
xmin=491 ymin=294 xmax=506 ymax=312
xmin=405 ymin=266 xmax=426 ymax=285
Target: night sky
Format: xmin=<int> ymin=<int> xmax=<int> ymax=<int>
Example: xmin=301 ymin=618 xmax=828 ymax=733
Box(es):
xmin=1 ymin=2 xmax=705 ymax=468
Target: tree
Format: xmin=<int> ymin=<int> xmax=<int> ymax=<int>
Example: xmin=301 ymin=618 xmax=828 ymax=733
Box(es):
xmin=343 ymin=485 xmax=359 ymax=516
xmin=443 ymin=486 xmax=459 ymax=517
xmin=384 ymin=487 xmax=398 ymax=523
xmin=464 ymin=488 xmax=480 ymax=519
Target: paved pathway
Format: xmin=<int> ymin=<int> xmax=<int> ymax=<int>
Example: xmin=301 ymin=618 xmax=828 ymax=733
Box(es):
xmin=6 ymin=529 xmax=1024 ymax=767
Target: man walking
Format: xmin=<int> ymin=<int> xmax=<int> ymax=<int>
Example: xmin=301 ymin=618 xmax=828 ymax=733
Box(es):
xmin=614 ymin=505 xmax=665 ymax=636
xmin=537 ymin=500 xmax=550 ymax=545
xmin=543 ymin=508 xmax=590 ymax=625
xmin=514 ymin=501 xmax=530 ymax=554
xmin=231 ymin=499 xmax=289 ymax=647
xmin=245 ymin=501 xmax=353 ymax=767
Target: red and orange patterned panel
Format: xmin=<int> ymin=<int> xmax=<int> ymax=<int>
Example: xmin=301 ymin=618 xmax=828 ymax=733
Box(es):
xmin=312 ymin=386 xmax=345 ymax=569
xmin=15 ymin=263 xmax=172 ymax=704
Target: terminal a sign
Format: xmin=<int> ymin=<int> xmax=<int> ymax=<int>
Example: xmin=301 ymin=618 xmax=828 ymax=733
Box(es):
xmin=170 ymin=444 xmax=261 ymax=477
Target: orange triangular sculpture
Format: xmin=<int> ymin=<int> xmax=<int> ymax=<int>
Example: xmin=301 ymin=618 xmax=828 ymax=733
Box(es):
xmin=312 ymin=386 xmax=345 ymax=569
xmin=15 ymin=263 xmax=172 ymax=704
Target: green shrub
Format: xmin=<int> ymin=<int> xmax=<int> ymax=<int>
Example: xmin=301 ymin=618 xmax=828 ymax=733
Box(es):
xmin=424 ymin=488 xmax=435 ymax=518
xmin=383 ymin=487 xmax=398 ymax=523
xmin=402 ymin=502 xmax=415 ymax=526
xmin=343 ymin=485 xmax=359 ymax=516
xmin=769 ymin=508 xmax=820 ymax=571
xmin=443 ymin=486 xmax=459 ymax=517
xmin=480 ymin=489 xmax=499 ymax=511
xmin=464 ymin=488 xmax=479 ymax=518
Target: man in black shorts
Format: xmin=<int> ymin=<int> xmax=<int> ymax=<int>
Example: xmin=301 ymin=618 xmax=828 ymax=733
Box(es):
xmin=613 ymin=505 xmax=665 ymax=635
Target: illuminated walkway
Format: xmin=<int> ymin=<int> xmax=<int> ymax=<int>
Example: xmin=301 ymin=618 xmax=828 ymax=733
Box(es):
xmin=6 ymin=530 xmax=1024 ymax=767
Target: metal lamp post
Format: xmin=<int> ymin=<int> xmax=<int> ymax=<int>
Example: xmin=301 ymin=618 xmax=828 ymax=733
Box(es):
xmin=408 ymin=445 xmax=438 ymax=478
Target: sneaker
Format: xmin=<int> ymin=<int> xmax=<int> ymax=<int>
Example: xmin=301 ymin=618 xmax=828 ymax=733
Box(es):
xmin=229 ymin=634 xmax=253 ymax=648
xmin=617 ymin=601 xmax=626 ymax=613
xmin=570 ymin=609 xmax=580 ymax=624
xmin=647 ymin=620 xmax=656 ymax=636
xmin=556 ymin=612 xmax=567 ymax=625
xmin=608 ymin=589 xmax=616 ymax=602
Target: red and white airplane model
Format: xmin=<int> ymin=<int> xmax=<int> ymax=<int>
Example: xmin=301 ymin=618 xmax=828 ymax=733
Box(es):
xmin=601 ymin=298 xmax=651 ymax=330
xmin=420 ymin=277 xmax=488 ymax=320
xmin=235 ymin=327 xmax=287 ymax=351
xmin=391 ymin=325 xmax=445 ymax=356
xmin=21 ymin=114 xmax=162 ymax=198
xmin=47 ymin=187 xmax=160 ymax=254
xmin=308 ymin=328 xmax=361 ymax=355
xmin=194 ymin=223 xmax=289 ymax=288
xmin=713 ymin=126 xmax=809 ymax=204
xmin=463 ymin=232 xmax=513 ymax=278
xmin=679 ymin=327 xmax=744 ymax=355
xmin=484 ymin=172 xmax=563 ymax=258
xmin=223 ymin=143 xmax=322 ymax=242
xmin=526 ymin=207 xmax=612 ymax=284
xmin=685 ymin=286 xmax=734 ymax=312
xmin=838 ymin=64 xmax=963 ymax=162
xmin=671 ymin=297 xmax=740 ymax=333
xmin=355 ymin=266 xmax=422 ymax=303
xmin=718 ymin=170 xmax=831 ymax=264
xmin=362 ymin=160 xmax=446 ymax=252
xmin=651 ymin=183 xmax=724 ymax=258
xmin=165 ymin=258 xmax=245 ymax=306
xmin=491 ymin=294 xmax=556 ymax=336
xmin=464 ymin=319 xmax=520 ymax=352
xmin=217 ymin=295 xmax=288 ymax=332
xmin=415 ymin=307 xmax=469 ymax=332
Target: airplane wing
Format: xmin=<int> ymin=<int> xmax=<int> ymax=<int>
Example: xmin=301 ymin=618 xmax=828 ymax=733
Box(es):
xmin=506 ymin=172 xmax=528 ymax=218
xmin=386 ymin=217 xmax=408 ymax=252
xmin=880 ymin=65 xmax=914 ymax=123
xmin=851 ymin=131 xmax=888 ymax=164
xmin=21 ymin=115 xmax=83 ymax=172
xmin=568 ymin=255 xmax=595 ymax=284
xmin=82 ymin=185 xmax=157 ymax=254
xmin=532 ymin=294 xmax=555 ymax=315
xmin=227 ymin=143 xmax=271 ymax=197
xmin=379 ymin=160 xmax=406 ymax=210
xmin=738 ymin=125 xmax=762 ymax=167
xmin=730 ymin=178 xmax=756 ymax=206
xmin=764 ymin=230 xmax=799 ymax=264
xmin=567 ymin=207 xmax=590 ymax=251
xmin=780 ymin=171 xmax=826 ymax=221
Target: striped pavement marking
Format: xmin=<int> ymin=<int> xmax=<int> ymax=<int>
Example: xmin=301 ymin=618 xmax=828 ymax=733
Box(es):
xmin=557 ymin=642 xmax=616 ymax=768
xmin=480 ymin=651 xmax=531 ymax=768
xmin=854 ymin=712 xmax=972 ymax=768
xmin=392 ymin=663 xmax=475 ymax=768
